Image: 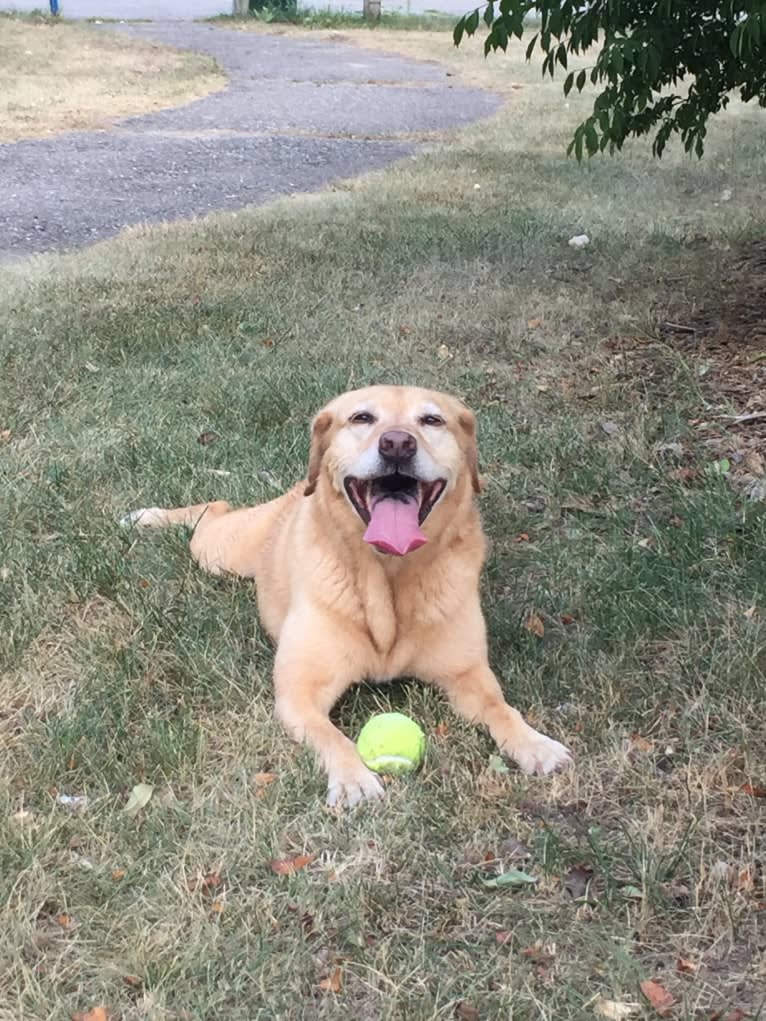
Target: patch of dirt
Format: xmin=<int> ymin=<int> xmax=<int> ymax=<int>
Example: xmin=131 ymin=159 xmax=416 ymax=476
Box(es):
xmin=661 ymin=238 xmax=766 ymax=440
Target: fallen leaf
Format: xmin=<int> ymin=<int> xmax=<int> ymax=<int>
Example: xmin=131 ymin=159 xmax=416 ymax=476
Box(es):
xmin=564 ymin=864 xmax=594 ymax=899
xmin=211 ymin=899 xmax=224 ymax=914
xmin=740 ymin=783 xmax=766 ymax=798
xmin=640 ymin=979 xmax=676 ymax=1016
xmin=744 ymin=450 xmax=764 ymax=476
xmin=743 ymin=605 xmax=757 ymax=620
xmin=398 ymin=324 xmax=412 ymax=335
xmin=521 ymin=941 xmax=555 ymax=963
xmin=456 ymin=1003 xmax=479 ymax=1021
xmin=254 ymin=772 xmax=278 ymax=787
xmin=736 ymin=866 xmax=755 ymax=893
xmin=495 ymin=929 xmax=512 ymax=945
xmin=619 ymin=885 xmax=644 ymax=900
xmin=676 ymin=957 xmax=697 ymax=975
xmin=123 ymin=975 xmax=142 ymax=988
xmin=560 ymin=613 xmax=576 ymax=626
xmin=270 ymin=853 xmax=315 ymax=876
xmin=669 ymin=467 xmax=698 ymax=483
xmin=123 ymin=783 xmax=153 ymax=816
xmin=318 ymin=967 xmax=342 ymax=994
xmin=437 ymin=343 xmax=452 ymax=362
xmin=488 ymin=754 xmax=510 ymax=775
xmin=188 ymin=871 xmax=224 ymax=894
xmin=261 ymin=337 xmax=274 ymax=348
xmin=56 ymin=913 xmax=75 ymax=930
xmin=0 ymin=429 xmax=11 ymax=442
xmin=111 ymin=868 xmax=126 ymax=882
xmin=527 ymin=318 xmax=542 ymax=329
xmin=627 ymin=733 xmax=654 ymax=754
xmin=524 ymin=612 xmax=545 ymax=638
xmin=593 ymin=998 xmax=639 ymax=1020
xmin=197 ymin=431 xmax=220 ymax=446
xmin=514 ymin=532 xmax=530 ymax=542
xmin=434 ymin=722 xmax=449 ymax=738
xmin=482 ymin=868 xmax=538 ymax=889
xmin=71 ymin=1008 xmax=109 ymax=1021
xmin=600 ymin=420 xmax=620 ymax=436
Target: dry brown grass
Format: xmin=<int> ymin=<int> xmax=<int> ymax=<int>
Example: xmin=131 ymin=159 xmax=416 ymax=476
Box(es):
xmin=0 ymin=14 xmax=225 ymax=142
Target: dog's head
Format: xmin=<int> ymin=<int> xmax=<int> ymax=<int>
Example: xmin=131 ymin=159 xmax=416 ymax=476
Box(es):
xmin=304 ymin=386 xmax=480 ymax=556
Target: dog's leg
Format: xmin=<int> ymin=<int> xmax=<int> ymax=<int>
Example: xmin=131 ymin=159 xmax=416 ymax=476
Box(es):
xmin=273 ymin=629 xmax=385 ymax=808
xmin=120 ymin=501 xmax=232 ymax=530
xmin=431 ymin=663 xmax=573 ymax=775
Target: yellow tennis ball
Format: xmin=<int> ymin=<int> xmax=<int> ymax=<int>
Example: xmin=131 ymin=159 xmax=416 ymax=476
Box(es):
xmin=356 ymin=712 xmax=426 ymax=776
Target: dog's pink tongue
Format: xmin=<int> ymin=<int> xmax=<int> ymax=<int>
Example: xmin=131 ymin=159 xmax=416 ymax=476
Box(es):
xmin=364 ymin=497 xmax=427 ymax=556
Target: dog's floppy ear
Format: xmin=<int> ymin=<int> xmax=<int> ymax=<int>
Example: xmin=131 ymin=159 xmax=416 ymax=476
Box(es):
xmin=458 ymin=407 xmax=482 ymax=494
xmin=304 ymin=410 xmax=333 ymax=496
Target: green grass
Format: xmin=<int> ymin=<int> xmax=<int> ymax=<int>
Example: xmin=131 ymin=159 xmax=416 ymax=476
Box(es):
xmin=1 ymin=31 xmax=766 ymax=1021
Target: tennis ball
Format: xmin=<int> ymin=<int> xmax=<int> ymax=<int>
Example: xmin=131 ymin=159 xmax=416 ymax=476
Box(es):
xmin=356 ymin=712 xmax=426 ymax=776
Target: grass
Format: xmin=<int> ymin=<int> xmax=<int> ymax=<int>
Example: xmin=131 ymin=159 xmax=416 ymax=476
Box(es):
xmin=2 ymin=24 xmax=766 ymax=1021
xmin=0 ymin=12 xmax=224 ymax=142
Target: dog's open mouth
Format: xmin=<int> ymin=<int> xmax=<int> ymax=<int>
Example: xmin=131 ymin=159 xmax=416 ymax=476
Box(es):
xmin=343 ymin=474 xmax=447 ymax=556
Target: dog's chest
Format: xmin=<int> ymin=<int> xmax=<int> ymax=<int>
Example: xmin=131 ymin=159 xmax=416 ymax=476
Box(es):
xmin=357 ymin=560 xmax=451 ymax=668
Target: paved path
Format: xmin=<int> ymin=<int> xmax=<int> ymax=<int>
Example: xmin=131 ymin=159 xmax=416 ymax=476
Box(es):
xmin=0 ymin=23 xmax=500 ymax=258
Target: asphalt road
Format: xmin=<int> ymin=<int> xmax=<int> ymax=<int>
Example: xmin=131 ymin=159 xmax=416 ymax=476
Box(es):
xmin=0 ymin=22 xmax=500 ymax=258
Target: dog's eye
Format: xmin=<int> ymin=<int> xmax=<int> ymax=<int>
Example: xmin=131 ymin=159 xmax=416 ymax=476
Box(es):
xmin=350 ymin=411 xmax=375 ymax=425
xmin=420 ymin=414 xmax=445 ymax=427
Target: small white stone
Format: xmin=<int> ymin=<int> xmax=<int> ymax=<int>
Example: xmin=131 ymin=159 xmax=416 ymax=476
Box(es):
xmin=568 ymin=233 xmax=590 ymax=248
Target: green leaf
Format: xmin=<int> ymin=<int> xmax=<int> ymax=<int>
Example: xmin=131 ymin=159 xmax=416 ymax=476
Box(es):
xmin=453 ymin=16 xmax=465 ymax=46
xmin=525 ymin=32 xmax=538 ymax=60
xmin=620 ymin=885 xmax=644 ymax=899
xmin=585 ymin=119 xmax=599 ymax=155
xmin=483 ymin=2 xmax=494 ymax=28
xmin=576 ymin=68 xmax=586 ymax=91
xmin=564 ymin=71 xmax=575 ymax=97
xmin=729 ymin=23 xmax=742 ymax=57
xmin=573 ymin=124 xmax=584 ymax=161
xmin=488 ymin=754 xmax=510 ymax=774
xmin=483 ymin=868 xmax=538 ymax=888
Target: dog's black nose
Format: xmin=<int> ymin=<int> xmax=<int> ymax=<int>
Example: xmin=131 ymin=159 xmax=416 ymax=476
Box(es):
xmin=379 ymin=430 xmax=417 ymax=463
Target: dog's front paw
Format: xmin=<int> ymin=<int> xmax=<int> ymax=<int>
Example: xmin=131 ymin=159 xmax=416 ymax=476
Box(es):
xmin=119 ymin=507 xmax=165 ymax=528
xmin=508 ymin=728 xmax=573 ymax=776
xmin=326 ymin=762 xmax=385 ymax=808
